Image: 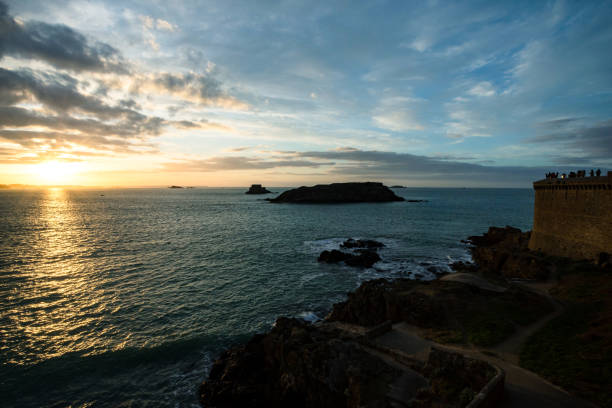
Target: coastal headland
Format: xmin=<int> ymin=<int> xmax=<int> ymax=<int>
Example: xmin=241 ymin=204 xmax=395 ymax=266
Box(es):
xmin=199 ymin=223 xmax=611 ymax=407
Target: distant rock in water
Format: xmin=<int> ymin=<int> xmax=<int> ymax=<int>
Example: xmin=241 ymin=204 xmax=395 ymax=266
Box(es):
xmin=268 ymin=182 xmax=404 ymax=203
xmin=390 ymin=185 xmax=406 ymax=188
xmin=406 ymin=199 xmax=428 ymax=203
xmin=245 ymin=184 xmax=272 ymax=194
xmin=168 ymin=185 xmax=184 ymax=189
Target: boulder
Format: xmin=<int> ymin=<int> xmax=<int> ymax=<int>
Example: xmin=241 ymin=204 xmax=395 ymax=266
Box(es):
xmin=268 ymin=182 xmax=404 ymax=203
xmin=246 ymin=184 xmax=272 ymax=194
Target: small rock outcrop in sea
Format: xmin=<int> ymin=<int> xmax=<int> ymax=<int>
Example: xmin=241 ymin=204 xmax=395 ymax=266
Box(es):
xmin=318 ymin=238 xmax=385 ymax=268
xmin=340 ymin=238 xmax=385 ymax=249
xmin=168 ymin=185 xmax=184 ymax=189
xmin=318 ymin=249 xmax=381 ymax=268
xmin=245 ymin=184 xmax=272 ymax=194
xmin=268 ymin=182 xmax=404 ymax=203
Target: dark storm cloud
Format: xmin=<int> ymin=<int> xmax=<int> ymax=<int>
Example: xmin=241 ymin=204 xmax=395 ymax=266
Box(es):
xmin=527 ymin=119 xmax=612 ymax=160
xmin=163 ymin=156 xmax=334 ymax=172
xmin=0 ymin=1 xmax=126 ymax=73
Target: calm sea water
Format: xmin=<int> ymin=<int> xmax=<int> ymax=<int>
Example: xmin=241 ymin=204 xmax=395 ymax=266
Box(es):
xmin=0 ymin=187 xmax=534 ymax=407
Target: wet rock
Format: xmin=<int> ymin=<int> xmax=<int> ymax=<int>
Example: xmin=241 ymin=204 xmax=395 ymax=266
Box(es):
xmin=318 ymin=250 xmax=352 ymax=263
xmin=318 ymin=249 xmax=381 ymax=268
xmin=268 ymin=182 xmax=404 ymax=203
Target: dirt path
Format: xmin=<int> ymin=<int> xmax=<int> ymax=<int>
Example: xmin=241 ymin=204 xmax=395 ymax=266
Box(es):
xmin=373 ymin=323 xmax=596 ymax=408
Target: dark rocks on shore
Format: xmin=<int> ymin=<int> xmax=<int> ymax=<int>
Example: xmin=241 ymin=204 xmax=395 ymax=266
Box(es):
xmin=267 ymin=182 xmax=404 ymax=203
xmin=246 ymin=184 xmax=272 ymax=194
xmin=199 ymin=317 xmax=406 ymax=408
xmin=199 ymin=317 xmax=497 ymax=408
xmin=467 ymin=226 xmax=552 ymax=280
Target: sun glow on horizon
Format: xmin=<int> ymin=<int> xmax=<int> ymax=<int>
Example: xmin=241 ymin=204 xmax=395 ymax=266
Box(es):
xmin=30 ymin=161 xmax=86 ymax=185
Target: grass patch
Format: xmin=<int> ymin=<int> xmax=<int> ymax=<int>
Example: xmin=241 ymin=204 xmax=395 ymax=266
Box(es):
xmin=520 ymin=267 xmax=612 ymax=408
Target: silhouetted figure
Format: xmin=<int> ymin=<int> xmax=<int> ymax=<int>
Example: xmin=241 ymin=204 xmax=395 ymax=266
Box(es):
xmin=590 ymin=169 xmax=595 ymax=177
xmin=569 ymin=171 xmax=576 ymax=178
xmin=596 ymin=169 xmax=601 ymax=177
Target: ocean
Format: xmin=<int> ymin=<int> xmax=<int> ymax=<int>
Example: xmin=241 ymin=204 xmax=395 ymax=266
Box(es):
xmin=0 ymin=187 xmax=534 ymax=407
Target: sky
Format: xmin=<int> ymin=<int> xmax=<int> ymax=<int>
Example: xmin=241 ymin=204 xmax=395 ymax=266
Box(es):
xmin=0 ymin=0 xmax=611 ymax=187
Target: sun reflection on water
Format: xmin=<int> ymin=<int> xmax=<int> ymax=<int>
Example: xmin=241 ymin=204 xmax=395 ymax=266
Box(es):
xmin=3 ymin=188 xmax=116 ymax=364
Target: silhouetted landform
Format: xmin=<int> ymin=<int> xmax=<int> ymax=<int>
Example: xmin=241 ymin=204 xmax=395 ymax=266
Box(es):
xmin=406 ymin=199 xmax=428 ymax=202
xmin=0 ymin=184 xmax=27 ymax=189
xmin=529 ymin=171 xmax=611 ymax=261
xmin=199 ymin=317 xmax=499 ymax=408
xmin=168 ymin=185 xmax=184 ymax=189
xmin=245 ymin=184 xmax=272 ymax=194
xmin=268 ymin=182 xmax=404 ymax=203
xmin=390 ymin=185 xmax=406 ymax=188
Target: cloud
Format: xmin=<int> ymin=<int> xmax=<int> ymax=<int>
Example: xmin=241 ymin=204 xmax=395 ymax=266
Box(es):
xmin=527 ymin=119 xmax=612 ymax=162
xmin=0 ymin=66 xmax=228 ymax=163
xmin=133 ymin=72 xmax=248 ymax=109
xmin=467 ymin=81 xmax=496 ymax=97
xmin=372 ymin=96 xmax=425 ymax=132
xmin=155 ymin=19 xmax=176 ymax=32
xmin=0 ymin=1 xmax=126 ymax=73
xmin=163 ymin=156 xmax=334 ymax=172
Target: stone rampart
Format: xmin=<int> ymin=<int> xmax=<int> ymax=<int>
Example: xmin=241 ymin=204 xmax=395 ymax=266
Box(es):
xmin=528 ymin=172 xmax=612 ymax=261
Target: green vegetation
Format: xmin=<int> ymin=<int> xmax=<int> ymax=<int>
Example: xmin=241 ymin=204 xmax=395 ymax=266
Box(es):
xmin=520 ymin=265 xmax=612 ymax=408
xmin=427 ymin=284 xmax=554 ymax=347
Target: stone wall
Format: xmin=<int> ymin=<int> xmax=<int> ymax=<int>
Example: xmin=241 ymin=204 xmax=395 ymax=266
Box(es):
xmin=528 ymin=173 xmax=612 ymax=261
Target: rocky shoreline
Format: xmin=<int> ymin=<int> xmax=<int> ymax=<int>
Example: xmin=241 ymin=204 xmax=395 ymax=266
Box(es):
xmin=199 ymin=227 xmax=611 ymax=408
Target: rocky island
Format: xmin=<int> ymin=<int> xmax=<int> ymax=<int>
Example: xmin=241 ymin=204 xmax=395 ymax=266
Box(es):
xmin=268 ymin=182 xmax=404 ymax=203
xmin=245 ymin=184 xmax=272 ymax=194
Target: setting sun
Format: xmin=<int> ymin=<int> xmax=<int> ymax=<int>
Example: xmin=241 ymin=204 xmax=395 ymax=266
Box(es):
xmin=31 ymin=161 xmax=84 ymax=185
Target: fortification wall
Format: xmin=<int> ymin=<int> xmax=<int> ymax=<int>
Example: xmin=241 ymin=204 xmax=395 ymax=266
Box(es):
xmin=528 ymin=173 xmax=612 ymax=261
